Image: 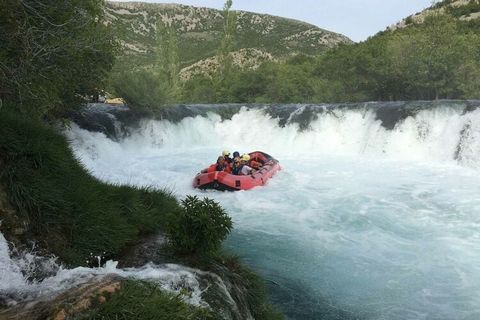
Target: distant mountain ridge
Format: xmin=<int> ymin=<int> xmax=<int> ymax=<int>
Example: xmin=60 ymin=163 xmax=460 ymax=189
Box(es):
xmin=105 ymin=1 xmax=352 ymax=78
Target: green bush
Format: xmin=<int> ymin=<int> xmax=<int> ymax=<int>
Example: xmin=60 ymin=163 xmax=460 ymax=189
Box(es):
xmin=166 ymin=196 xmax=233 ymax=255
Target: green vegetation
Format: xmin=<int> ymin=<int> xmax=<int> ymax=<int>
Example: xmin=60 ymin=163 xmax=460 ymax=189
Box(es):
xmin=0 ymin=110 xmax=178 ymax=265
xmin=112 ymin=7 xmax=480 ymax=107
xmin=214 ymin=0 xmax=237 ymax=101
xmin=75 ymin=277 xmax=282 ymax=320
xmin=110 ymin=68 xmax=171 ymax=112
xmin=166 ymin=196 xmax=233 ymax=256
xmin=180 ymin=11 xmax=480 ymax=103
xmin=104 ymin=1 xmax=349 ymax=70
xmin=104 ymin=0 xmax=350 ymax=110
xmin=75 ymin=280 xmax=216 ymax=320
xmin=433 ymin=0 xmax=480 ymax=17
xmin=446 ymin=1 xmax=480 ymax=17
xmin=0 ymin=0 xmax=116 ymax=118
xmin=313 ymin=12 xmax=480 ymax=101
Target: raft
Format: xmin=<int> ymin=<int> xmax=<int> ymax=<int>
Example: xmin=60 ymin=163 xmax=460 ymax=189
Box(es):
xmin=193 ymin=151 xmax=280 ymax=191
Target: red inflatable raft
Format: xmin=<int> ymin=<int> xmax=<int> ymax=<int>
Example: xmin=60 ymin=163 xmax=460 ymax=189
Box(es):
xmin=193 ymin=151 xmax=280 ymax=191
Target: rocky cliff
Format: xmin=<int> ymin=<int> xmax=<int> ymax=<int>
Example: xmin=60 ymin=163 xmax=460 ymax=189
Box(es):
xmin=105 ymin=1 xmax=352 ymax=77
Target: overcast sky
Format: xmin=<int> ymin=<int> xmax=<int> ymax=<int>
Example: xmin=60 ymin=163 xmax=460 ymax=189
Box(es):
xmin=110 ymin=0 xmax=433 ymax=41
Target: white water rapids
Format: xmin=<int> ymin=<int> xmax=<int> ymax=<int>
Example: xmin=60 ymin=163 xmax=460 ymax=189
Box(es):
xmin=0 ymin=230 xmax=214 ymax=307
xmin=3 ymin=106 xmax=480 ymax=319
xmin=64 ymin=106 xmax=480 ymax=319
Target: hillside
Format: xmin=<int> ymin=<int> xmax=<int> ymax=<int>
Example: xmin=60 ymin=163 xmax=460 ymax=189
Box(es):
xmin=389 ymin=0 xmax=480 ymax=30
xmin=105 ymin=1 xmax=352 ymax=76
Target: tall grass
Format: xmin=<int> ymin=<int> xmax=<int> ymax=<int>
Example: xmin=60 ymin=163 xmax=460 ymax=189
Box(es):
xmin=75 ymin=280 xmax=216 ymax=320
xmin=0 ymin=110 xmax=178 ymax=265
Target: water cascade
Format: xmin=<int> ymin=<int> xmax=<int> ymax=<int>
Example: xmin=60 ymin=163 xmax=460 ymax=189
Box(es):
xmin=5 ymin=101 xmax=480 ymax=319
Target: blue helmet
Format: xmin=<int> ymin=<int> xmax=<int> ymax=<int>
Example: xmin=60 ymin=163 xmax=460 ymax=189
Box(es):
xmin=233 ymin=151 xmax=240 ymax=158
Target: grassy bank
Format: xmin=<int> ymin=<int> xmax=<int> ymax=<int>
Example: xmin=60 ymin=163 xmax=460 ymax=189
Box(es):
xmin=0 ymin=110 xmax=178 ymax=265
xmin=75 ymin=280 xmax=216 ymax=320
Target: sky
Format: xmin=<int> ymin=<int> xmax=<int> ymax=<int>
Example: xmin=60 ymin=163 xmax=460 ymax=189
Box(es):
xmin=110 ymin=0 xmax=433 ymax=42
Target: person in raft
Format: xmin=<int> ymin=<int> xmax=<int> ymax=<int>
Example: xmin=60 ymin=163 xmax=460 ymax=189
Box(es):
xmin=233 ymin=154 xmax=254 ymax=175
xmin=201 ymin=156 xmax=227 ymax=173
xmin=222 ymin=150 xmax=233 ymax=164
xmin=231 ymin=156 xmax=242 ymax=175
xmin=249 ymin=155 xmax=263 ymax=169
xmin=202 ymin=151 xmax=255 ymax=175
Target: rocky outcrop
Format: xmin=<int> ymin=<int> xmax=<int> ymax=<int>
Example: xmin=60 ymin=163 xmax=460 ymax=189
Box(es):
xmin=179 ymin=48 xmax=275 ymax=81
xmin=0 ymin=276 xmax=122 ymax=320
xmin=70 ymin=101 xmax=480 ymax=140
xmin=118 ymin=235 xmax=255 ymax=320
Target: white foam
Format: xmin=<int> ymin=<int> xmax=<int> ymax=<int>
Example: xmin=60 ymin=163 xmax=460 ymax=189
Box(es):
xmin=63 ymin=106 xmax=480 ymax=319
xmin=66 ymin=106 xmax=480 ymax=169
xmin=0 ymin=235 xmax=214 ymax=307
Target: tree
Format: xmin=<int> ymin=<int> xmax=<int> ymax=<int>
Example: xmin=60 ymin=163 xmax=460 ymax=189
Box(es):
xmin=386 ymin=12 xmax=480 ymax=99
xmin=0 ymin=0 xmax=116 ymax=117
xmin=155 ymin=22 xmax=180 ymax=101
xmin=215 ymin=0 xmax=237 ymax=100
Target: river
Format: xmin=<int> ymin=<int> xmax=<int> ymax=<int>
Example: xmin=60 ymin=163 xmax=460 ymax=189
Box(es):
xmin=2 ymin=102 xmax=480 ymax=319
xmin=65 ymin=102 xmax=480 ymax=319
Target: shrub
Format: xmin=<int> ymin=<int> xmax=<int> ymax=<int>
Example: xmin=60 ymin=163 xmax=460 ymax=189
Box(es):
xmin=166 ymin=195 xmax=233 ymax=255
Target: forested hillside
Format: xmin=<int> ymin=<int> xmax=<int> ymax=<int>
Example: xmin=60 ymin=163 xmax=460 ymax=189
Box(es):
xmin=107 ymin=1 xmax=480 ymax=109
xmin=105 ymin=1 xmax=351 ymax=76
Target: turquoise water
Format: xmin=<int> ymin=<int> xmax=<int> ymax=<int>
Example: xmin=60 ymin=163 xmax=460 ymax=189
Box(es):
xmin=65 ymin=108 xmax=480 ymax=319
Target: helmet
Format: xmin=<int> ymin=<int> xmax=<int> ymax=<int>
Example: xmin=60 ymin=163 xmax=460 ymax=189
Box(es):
xmin=233 ymin=151 xmax=240 ymax=158
xmin=241 ymin=154 xmax=250 ymax=161
xmin=222 ymin=150 xmax=230 ymax=156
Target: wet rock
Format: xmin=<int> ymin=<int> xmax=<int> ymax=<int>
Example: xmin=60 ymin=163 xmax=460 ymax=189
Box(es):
xmin=69 ymin=101 xmax=480 ymax=141
xmin=118 ymin=236 xmax=255 ymax=320
xmin=0 ymin=275 xmax=122 ymax=320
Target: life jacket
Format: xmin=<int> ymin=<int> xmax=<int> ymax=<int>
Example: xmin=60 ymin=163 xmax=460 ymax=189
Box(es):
xmin=224 ymin=164 xmax=232 ymax=174
xmin=207 ymin=164 xmax=217 ymax=173
xmin=232 ymin=164 xmax=242 ymax=175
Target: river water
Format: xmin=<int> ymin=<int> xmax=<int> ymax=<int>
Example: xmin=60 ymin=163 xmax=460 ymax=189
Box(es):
xmin=2 ymin=103 xmax=480 ymax=319
xmin=63 ymin=104 xmax=480 ymax=319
